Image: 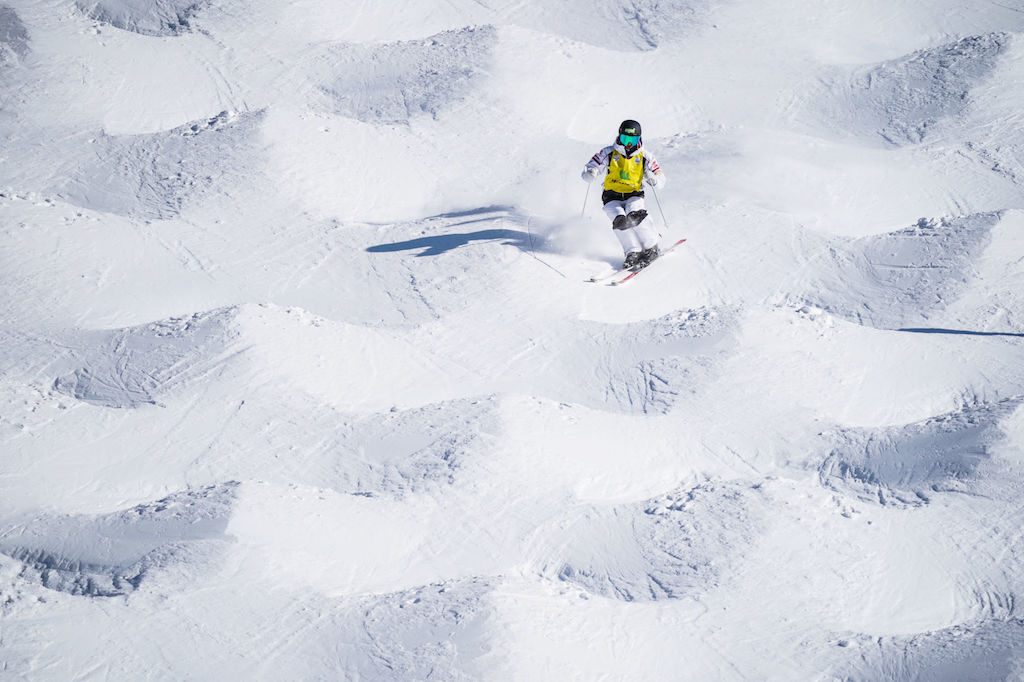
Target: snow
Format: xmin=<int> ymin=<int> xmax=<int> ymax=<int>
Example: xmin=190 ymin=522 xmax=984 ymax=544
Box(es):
xmin=2 ymin=0 xmax=1024 ymax=679
xmin=75 ymin=0 xmax=206 ymax=37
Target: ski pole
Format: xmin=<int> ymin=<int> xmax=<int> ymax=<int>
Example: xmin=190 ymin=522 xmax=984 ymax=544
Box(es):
xmin=581 ymin=183 xmax=591 ymax=218
xmin=650 ymin=185 xmax=670 ymax=231
xmin=525 ymin=216 xmax=567 ymax=278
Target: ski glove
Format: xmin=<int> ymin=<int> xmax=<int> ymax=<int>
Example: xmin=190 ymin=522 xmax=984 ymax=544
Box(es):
xmin=581 ymin=169 xmax=598 ymax=183
xmin=646 ymin=173 xmax=666 ymax=189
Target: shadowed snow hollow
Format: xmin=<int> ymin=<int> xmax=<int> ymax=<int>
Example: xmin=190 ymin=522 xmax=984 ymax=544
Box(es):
xmin=832 ymin=619 xmax=1024 ymax=682
xmin=313 ymin=26 xmax=496 ymax=124
xmin=337 ymin=578 xmax=494 ymax=681
xmin=0 ymin=5 xmax=28 ymax=66
xmin=506 ymin=0 xmax=724 ymax=51
xmin=59 ymin=110 xmax=263 ymax=220
xmin=76 ymin=0 xmax=208 ymax=36
xmin=820 ymin=398 xmax=1021 ymax=506
xmin=0 ymin=482 xmax=236 ymax=597
xmin=588 ymin=307 xmax=736 ymax=415
xmin=805 ymin=33 xmax=1010 ymax=146
xmin=805 ymin=213 xmax=1000 ymax=329
xmin=552 ymin=482 xmax=763 ymax=602
xmin=52 ymin=307 xmax=243 ymax=408
xmin=315 ymin=398 xmax=498 ymax=499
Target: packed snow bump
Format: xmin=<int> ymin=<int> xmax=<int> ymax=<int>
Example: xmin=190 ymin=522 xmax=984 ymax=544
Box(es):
xmin=53 ymin=308 xmax=242 ymax=408
xmin=342 ymin=578 xmax=494 ymax=680
xmin=0 ymin=483 xmax=236 ymax=597
xmin=76 ymin=0 xmax=208 ymax=36
xmin=60 ymin=110 xmax=263 ymax=220
xmin=506 ymin=0 xmax=722 ymax=52
xmin=808 ymin=33 xmax=1010 ymax=145
xmin=805 ymin=213 xmax=1001 ymax=329
xmin=327 ymin=399 xmax=497 ymax=498
xmin=592 ymin=307 xmax=736 ymax=415
xmin=820 ymin=399 xmax=1020 ymax=506
xmin=833 ymin=618 xmax=1024 ymax=681
xmin=0 ymin=5 xmax=28 ymax=66
xmin=554 ymin=482 xmax=763 ymax=601
xmin=313 ymin=26 xmax=496 ymax=124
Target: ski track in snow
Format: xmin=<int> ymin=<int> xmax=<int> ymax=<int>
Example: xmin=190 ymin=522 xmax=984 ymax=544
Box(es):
xmin=2 ymin=0 xmax=1024 ymax=679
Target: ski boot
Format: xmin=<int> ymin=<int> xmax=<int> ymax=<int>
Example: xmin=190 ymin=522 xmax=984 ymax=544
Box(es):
xmin=638 ymin=245 xmax=660 ymax=266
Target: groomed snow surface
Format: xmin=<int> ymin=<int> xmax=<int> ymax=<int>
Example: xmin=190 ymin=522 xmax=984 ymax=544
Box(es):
xmin=3 ymin=0 xmax=1024 ymax=679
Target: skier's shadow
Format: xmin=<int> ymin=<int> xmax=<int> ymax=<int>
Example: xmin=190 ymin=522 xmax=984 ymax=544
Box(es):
xmin=366 ymin=206 xmax=549 ymax=257
xmin=367 ymin=228 xmax=536 ymax=257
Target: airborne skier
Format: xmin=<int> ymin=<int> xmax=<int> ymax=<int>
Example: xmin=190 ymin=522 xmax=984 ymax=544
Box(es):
xmin=581 ymin=119 xmax=667 ymax=270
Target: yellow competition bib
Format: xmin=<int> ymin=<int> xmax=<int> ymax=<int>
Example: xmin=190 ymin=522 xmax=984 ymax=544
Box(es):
xmin=604 ymin=150 xmax=644 ymax=193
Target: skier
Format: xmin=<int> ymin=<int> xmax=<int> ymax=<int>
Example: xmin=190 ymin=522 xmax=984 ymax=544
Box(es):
xmin=581 ymin=119 xmax=666 ymax=269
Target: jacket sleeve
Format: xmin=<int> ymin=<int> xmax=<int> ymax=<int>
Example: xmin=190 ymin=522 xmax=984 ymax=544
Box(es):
xmin=643 ymin=150 xmax=666 ymax=189
xmin=582 ymin=146 xmax=612 ymax=179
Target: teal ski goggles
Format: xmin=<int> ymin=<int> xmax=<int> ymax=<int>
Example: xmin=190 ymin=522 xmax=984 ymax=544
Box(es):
xmin=619 ymin=133 xmax=640 ymax=146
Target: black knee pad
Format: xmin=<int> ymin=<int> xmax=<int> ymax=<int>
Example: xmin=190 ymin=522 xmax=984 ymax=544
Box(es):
xmin=627 ymin=209 xmax=647 ymax=227
xmin=612 ymin=215 xmax=628 ymax=230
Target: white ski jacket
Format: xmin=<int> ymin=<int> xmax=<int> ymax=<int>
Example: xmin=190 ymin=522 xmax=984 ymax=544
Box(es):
xmin=582 ymin=141 xmax=666 ymax=190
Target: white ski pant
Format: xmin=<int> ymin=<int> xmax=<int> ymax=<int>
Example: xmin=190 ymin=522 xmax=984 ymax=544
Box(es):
xmin=603 ymin=195 xmax=659 ymax=254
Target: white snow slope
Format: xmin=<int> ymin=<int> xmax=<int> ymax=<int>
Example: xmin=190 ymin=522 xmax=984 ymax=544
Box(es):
xmin=3 ymin=0 xmax=1024 ymax=680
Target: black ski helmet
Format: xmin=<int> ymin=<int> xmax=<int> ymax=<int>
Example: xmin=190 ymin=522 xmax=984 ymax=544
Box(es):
xmin=618 ymin=119 xmax=642 ymax=137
